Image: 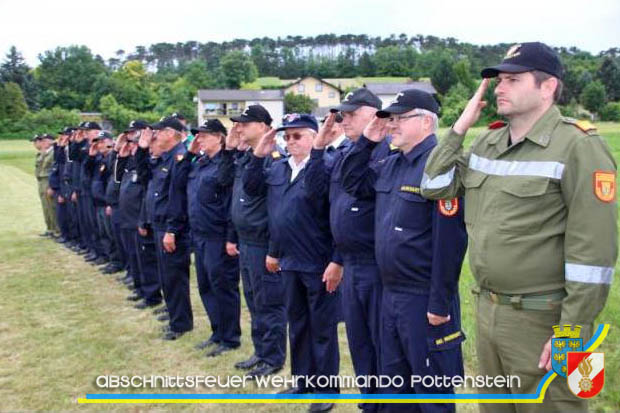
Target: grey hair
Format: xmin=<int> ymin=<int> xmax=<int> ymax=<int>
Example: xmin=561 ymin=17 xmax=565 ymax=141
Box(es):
xmin=412 ymin=108 xmax=438 ymax=132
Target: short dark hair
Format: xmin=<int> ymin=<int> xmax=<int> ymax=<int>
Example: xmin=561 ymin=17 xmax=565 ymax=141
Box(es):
xmin=532 ymin=70 xmax=563 ymax=103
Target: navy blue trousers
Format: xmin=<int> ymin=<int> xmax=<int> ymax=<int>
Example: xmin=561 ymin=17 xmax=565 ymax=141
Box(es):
xmin=282 ymin=270 xmax=340 ymax=393
xmin=380 ymin=289 xmax=464 ymax=413
xmin=154 ymin=229 xmax=193 ymax=333
xmin=55 ymin=197 xmax=70 ymax=240
xmin=120 ymin=228 xmax=142 ymax=292
xmin=136 ymin=230 xmax=162 ymax=305
xmin=194 ymin=235 xmax=240 ymax=347
xmin=239 ymin=242 xmax=287 ymax=367
xmin=342 ymin=256 xmax=382 ymax=412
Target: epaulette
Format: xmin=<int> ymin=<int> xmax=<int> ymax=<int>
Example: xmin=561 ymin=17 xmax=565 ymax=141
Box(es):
xmin=561 ymin=117 xmax=598 ymax=135
xmin=271 ymin=151 xmax=282 ymax=159
xmin=488 ymin=120 xmax=507 ymax=130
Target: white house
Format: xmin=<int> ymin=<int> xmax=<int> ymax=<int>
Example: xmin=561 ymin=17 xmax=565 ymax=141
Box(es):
xmin=196 ymin=89 xmax=284 ymax=128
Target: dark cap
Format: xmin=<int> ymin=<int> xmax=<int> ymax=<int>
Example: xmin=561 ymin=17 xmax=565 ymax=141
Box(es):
xmin=376 ymin=89 xmax=440 ymax=118
xmin=276 ymin=113 xmax=319 ymax=132
xmin=91 ymin=131 xmax=114 ymax=142
xmin=124 ymin=120 xmax=150 ymax=133
xmin=30 ymin=134 xmax=41 ymax=142
xmin=481 ymin=42 xmax=564 ymax=80
xmin=78 ymin=121 xmax=102 ymax=130
xmin=58 ymin=126 xmax=76 ymax=135
xmin=39 ymin=133 xmax=55 ymax=141
xmin=230 ymin=104 xmax=273 ymax=126
xmin=191 ymin=119 xmax=228 ymax=136
xmin=330 ymin=88 xmax=382 ymax=113
xmin=169 ymin=112 xmax=186 ymax=121
xmin=150 ymin=116 xmax=186 ymax=133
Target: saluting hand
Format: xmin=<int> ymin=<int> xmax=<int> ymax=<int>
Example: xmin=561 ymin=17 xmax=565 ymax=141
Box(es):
xmin=363 ymin=116 xmax=389 ymax=142
xmin=322 ymin=262 xmax=343 ymax=293
xmin=188 ymin=135 xmax=201 ymax=154
xmin=118 ymin=142 xmax=131 ymax=158
xmin=114 ymin=133 xmax=126 ymax=152
xmin=254 ymin=128 xmax=277 ymax=158
xmin=453 ymin=78 xmax=490 ymax=135
xmin=138 ymin=128 xmax=154 ymax=149
xmin=225 ymin=123 xmax=241 ymax=150
xmin=314 ymin=113 xmax=337 ymax=150
xmin=88 ymin=143 xmax=98 ymax=157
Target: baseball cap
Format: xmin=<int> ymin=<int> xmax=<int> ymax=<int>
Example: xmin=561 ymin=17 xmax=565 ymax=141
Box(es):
xmin=124 ymin=120 xmax=150 ymax=133
xmin=150 ymin=116 xmax=186 ymax=133
xmin=330 ymin=88 xmax=382 ymax=113
xmin=230 ymin=104 xmax=273 ymax=126
xmin=78 ymin=121 xmax=102 ymax=130
xmin=276 ymin=113 xmax=319 ymax=132
xmin=376 ymin=89 xmax=440 ymax=118
xmin=481 ymin=42 xmax=564 ymax=79
xmin=91 ymin=131 xmax=114 ymax=142
xmin=191 ymin=119 xmax=228 ymax=136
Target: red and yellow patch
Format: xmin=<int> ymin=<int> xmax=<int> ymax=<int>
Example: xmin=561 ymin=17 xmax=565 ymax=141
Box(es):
xmin=594 ymin=171 xmax=616 ymax=203
xmin=438 ymin=198 xmax=459 ymax=217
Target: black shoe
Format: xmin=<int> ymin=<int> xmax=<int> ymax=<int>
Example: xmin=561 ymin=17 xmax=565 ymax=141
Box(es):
xmin=157 ymin=314 xmax=170 ymax=322
xmin=55 ymin=237 xmax=68 ymax=244
xmin=103 ymin=266 xmax=123 ymax=274
xmin=195 ymin=338 xmax=218 ymax=350
xmin=161 ymin=324 xmax=172 ymax=333
xmin=247 ymin=362 xmax=282 ymax=379
xmin=206 ymin=344 xmax=238 ymax=357
xmin=277 ymin=387 xmax=306 ymax=394
xmin=162 ymin=330 xmax=187 ymax=341
xmin=39 ymin=231 xmax=52 ymax=237
xmin=308 ymin=403 xmax=334 ymax=413
xmin=84 ymin=254 xmax=98 ymax=262
xmin=134 ymin=301 xmax=161 ymax=310
xmin=77 ymin=248 xmax=89 ymax=255
xmin=93 ymin=257 xmax=107 ymax=266
xmin=234 ymin=354 xmax=261 ymax=370
xmin=126 ymin=294 xmax=142 ymax=302
xmin=153 ymin=307 xmax=168 ymax=315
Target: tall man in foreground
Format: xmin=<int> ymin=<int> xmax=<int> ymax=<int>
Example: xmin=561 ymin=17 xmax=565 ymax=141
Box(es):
xmin=421 ymin=42 xmax=617 ymax=412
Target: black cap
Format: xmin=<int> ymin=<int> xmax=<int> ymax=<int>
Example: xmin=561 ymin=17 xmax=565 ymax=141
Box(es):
xmin=169 ymin=112 xmax=186 ymax=121
xmin=39 ymin=133 xmax=55 ymax=141
xmin=124 ymin=120 xmax=150 ymax=133
xmin=481 ymin=42 xmax=564 ymax=80
xmin=330 ymin=88 xmax=382 ymax=113
xmin=30 ymin=134 xmax=41 ymax=142
xmin=91 ymin=131 xmax=114 ymax=142
xmin=151 ymin=116 xmax=186 ymax=133
xmin=276 ymin=113 xmax=319 ymax=132
xmin=191 ymin=119 xmax=228 ymax=136
xmin=58 ymin=126 xmax=76 ymax=135
xmin=78 ymin=121 xmax=102 ymax=130
xmin=230 ymin=104 xmax=273 ymax=126
xmin=376 ymin=89 xmax=440 ymax=118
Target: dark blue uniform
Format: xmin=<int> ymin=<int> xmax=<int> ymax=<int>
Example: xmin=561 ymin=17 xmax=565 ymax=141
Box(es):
xmin=138 ymin=142 xmax=193 ymax=334
xmin=104 ymin=151 xmax=126 ymax=271
xmin=49 ymin=144 xmax=70 ymax=241
xmin=177 ymin=150 xmax=240 ymax=348
xmin=58 ymin=144 xmax=80 ymax=247
xmin=87 ymin=153 xmax=114 ymax=262
xmin=305 ymin=139 xmax=396 ymax=409
xmin=243 ymin=152 xmax=340 ymax=393
xmin=121 ymin=153 xmax=162 ymax=305
xmin=223 ymin=148 xmax=287 ymax=367
xmin=69 ymin=141 xmax=92 ymax=252
xmin=342 ymin=134 xmax=467 ymax=412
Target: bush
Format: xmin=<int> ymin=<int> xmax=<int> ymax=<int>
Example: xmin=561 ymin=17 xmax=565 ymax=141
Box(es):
xmin=99 ymin=94 xmax=161 ymax=132
xmin=0 ymin=107 xmax=81 ymax=140
xmin=600 ymin=102 xmax=620 ymax=122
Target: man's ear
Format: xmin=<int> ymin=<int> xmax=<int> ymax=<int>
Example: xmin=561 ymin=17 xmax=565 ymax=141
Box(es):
xmin=542 ymin=77 xmax=558 ymax=100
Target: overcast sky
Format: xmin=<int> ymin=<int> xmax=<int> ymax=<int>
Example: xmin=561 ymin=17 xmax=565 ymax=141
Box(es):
xmin=1 ymin=0 xmax=618 ymax=66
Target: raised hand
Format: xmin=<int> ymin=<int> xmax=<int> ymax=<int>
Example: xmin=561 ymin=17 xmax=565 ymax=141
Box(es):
xmin=188 ymin=134 xmax=201 ymax=154
xmin=88 ymin=143 xmax=98 ymax=157
xmin=225 ymin=123 xmax=241 ymax=150
xmin=118 ymin=142 xmax=131 ymax=158
xmin=138 ymin=128 xmax=154 ymax=149
xmin=453 ymin=78 xmax=490 ymax=135
xmin=363 ymin=116 xmax=389 ymax=142
xmin=114 ymin=133 xmax=126 ymax=152
xmin=253 ymin=128 xmax=277 ymax=158
xmin=314 ymin=112 xmax=336 ymax=149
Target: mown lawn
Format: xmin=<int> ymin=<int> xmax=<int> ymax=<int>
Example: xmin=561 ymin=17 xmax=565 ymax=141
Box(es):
xmin=0 ymin=123 xmax=618 ymax=412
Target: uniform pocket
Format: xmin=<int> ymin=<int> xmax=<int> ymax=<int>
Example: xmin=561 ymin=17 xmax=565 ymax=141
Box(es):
xmin=395 ymin=191 xmax=429 ymax=231
xmin=425 ymin=321 xmax=466 ymax=378
xmin=262 ymin=272 xmax=284 ymax=306
xmin=462 ymin=171 xmax=487 ymax=225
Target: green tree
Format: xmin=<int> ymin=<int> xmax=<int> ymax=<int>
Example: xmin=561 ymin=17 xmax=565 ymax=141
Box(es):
xmin=597 ymin=57 xmax=620 ymax=101
xmin=439 ymin=83 xmax=470 ymax=126
xmin=92 ymin=60 xmax=156 ymax=112
xmin=600 ymin=102 xmax=620 ymax=121
xmin=0 ymin=82 xmax=28 ymax=120
xmin=0 ymin=46 xmax=38 ymax=109
xmin=219 ymin=50 xmax=258 ymax=88
xmin=431 ymin=55 xmax=458 ymax=95
xmin=99 ymin=94 xmax=160 ymax=132
xmin=580 ymin=81 xmax=607 ymax=115
xmin=284 ymin=92 xmax=317 ymax=114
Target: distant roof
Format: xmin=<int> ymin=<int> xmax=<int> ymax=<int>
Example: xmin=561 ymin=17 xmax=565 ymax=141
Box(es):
xmin=198 ymin=89 xmax=284 ymax=101
xmin=364 ymin=82 xmax=437 ymax=95
xmin=284 ymin=76 xmax=342 ymax=92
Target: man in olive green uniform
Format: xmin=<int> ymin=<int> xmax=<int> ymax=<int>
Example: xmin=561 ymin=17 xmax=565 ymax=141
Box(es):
xmin=33 ymin=134 xmax=60 ymax=237
xmin=422 ymin=42 xmax=617 ymax=412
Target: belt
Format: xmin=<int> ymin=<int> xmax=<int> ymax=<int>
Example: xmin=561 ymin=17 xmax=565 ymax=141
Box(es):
xmin=472 ymin=286 xmax=566 ymax=310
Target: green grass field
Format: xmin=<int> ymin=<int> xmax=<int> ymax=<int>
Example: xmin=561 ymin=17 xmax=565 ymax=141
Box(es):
xmin=0 ymin=124 xmax=618 ymax=412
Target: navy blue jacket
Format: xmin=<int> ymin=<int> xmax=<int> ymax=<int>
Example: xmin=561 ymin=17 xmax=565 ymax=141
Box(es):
xmin=137 ymin=142 xmax=188 ymax=234
xmin=68 ymin=141 xmax=85 ymax=194
xmin=341 ymin=134 xmax=468 ymax=316
xmin=86 ymin=154 xmax=110 ymax=206
xmin=116 ymin=154 xmax=145 ymax=230
xmin=243 ymin=153 xmax=334 ymax=273
xmin=59 ymin=145 xmax=74 ymax=198
xmin=305 ymin=139 xmax=397 ymax=263
xmin=223 ymin=149 xmax=282 ymax=250
xmin=104 ymin=151 xmax=120 ymax=207
xmin=175 ymin=150 xmax=233 ymax=239
xmin=79 ymin=144 xmax=93 ymax=196
xmin=48 ymin=144 xmax=62 ymax=191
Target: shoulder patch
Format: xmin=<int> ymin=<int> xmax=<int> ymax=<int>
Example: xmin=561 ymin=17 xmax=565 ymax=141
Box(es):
xmin=488 ymin=120 xmax=507 ymax=130
xmin=176 ymin=154 xmax=185 ymax=162
xmin=438 ymin=198 xmax=459 ymax=217
xmin=593 ymin=171 xmax=616 ymax=203
xmin=562 ymin=117 xmax=598 ymax=134
xmin=271 ymin=151 xmax=281 ymax=159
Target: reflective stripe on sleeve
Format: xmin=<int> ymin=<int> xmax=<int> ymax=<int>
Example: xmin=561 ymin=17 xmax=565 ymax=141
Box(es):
xmin=421 ymin=166 xmax=455 ymax=190
xmin=469 ymin=153 xmax=564 ymax=179
xmin=565 ymin=263 xmax=614 ymax=284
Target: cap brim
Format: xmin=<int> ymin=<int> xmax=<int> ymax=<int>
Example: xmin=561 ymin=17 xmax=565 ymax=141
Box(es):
xmin=481 ymin=63 xmax=532 ymax=78
xmin=376 ymin=105 xmax=412 ymax=118
xmin=230 ymin=115 xmax=255 ymax=123
xmin=275 ymin=124 xmax=312 ymax=132
xmin=329 ymin=103 xmax=361 ymax=113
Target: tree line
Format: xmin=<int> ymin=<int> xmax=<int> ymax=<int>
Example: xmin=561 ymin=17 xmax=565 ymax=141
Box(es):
xmin=1 ymin=34 xmax=619 ymax=138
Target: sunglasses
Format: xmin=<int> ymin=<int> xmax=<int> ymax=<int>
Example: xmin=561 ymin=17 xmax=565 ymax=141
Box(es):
xmin=283 ymin=132 xmax=308 ymax=142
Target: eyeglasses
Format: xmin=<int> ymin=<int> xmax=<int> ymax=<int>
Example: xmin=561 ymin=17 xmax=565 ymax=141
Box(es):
xmin=283 ymin=132 xmax=307 ymax=141
xmin=388 ymin=114 xmax=424 ymax=123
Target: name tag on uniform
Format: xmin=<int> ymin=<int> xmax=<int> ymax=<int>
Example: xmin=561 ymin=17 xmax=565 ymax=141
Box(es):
xmin=400 ymin=185 xmax=420 ymax=194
